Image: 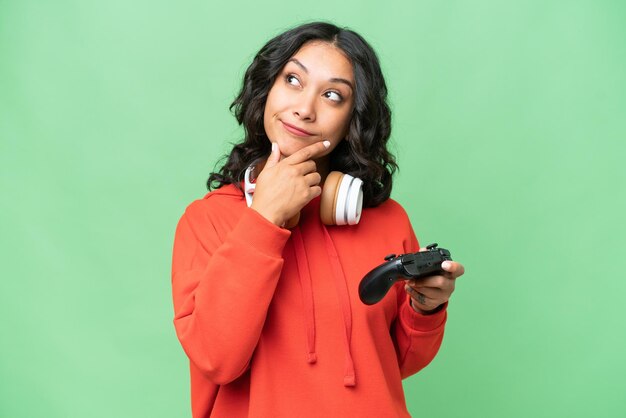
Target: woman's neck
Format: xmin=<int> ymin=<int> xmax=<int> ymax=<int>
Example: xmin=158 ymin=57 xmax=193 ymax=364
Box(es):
xmin=314 ymin=155 xmax=331 ymax=185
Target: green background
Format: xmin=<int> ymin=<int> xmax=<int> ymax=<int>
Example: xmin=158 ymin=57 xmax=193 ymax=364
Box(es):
xmin=2 ymin=1 xmax=625 ymax=417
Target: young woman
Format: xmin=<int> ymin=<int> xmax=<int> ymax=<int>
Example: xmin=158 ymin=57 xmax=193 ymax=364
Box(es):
xmin=172 ymin=21 xmax=465 ymax=417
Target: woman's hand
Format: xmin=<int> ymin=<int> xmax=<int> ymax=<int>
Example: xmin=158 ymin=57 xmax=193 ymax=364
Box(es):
xmin=404 ymin=251 xmax=465 ymax=314
xmin=250 ymin=141 xmax=330 ymax=226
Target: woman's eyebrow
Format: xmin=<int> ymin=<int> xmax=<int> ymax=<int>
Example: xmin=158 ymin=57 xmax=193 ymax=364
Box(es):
xmin=288 ymin=58 xmax=309 ymax=73
xmin=288 ymin=58 xmax=354 ymax=91
xmin=329 ymin=77 xmax=354 ymax=91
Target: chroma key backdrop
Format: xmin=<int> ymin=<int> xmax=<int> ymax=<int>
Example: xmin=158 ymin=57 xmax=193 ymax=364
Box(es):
xmin=1 ymin=1 xmax=625 ymax=417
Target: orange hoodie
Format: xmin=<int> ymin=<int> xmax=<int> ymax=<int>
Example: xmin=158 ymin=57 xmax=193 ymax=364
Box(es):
xmin=172 ymin=184 xmax=447 ymax=417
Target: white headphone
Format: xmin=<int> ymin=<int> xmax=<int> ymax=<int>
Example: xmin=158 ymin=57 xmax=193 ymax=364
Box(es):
xmin=244 ymin=165 xmax=363 ymax=226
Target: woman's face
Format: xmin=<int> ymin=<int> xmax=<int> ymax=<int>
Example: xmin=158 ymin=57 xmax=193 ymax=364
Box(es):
xmin=263 ymin=41 xmax=355 ymax=158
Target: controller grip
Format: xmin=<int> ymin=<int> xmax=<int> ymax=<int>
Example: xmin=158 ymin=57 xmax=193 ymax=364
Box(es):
xmin=358 ymin=260 xmax=402 ymax=305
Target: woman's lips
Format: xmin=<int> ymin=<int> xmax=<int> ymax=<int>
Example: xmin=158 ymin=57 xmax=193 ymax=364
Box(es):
xmin=281 ymin=121 xmax=314 ymax=137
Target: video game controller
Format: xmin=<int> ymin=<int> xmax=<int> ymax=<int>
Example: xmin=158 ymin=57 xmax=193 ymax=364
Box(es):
xmin=358 ymin=243 xmax=453 ymax=305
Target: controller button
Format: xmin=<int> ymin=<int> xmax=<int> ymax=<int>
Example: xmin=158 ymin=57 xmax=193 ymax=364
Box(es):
xmin=384 ymin=254 xmax=396 ymax=261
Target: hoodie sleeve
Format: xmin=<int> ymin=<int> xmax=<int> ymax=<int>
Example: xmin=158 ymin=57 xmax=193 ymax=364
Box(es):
xmin=391 ymin=221 xmax=447 ymax=379
xmin=171 ymin=200 xmax=291 ymax=385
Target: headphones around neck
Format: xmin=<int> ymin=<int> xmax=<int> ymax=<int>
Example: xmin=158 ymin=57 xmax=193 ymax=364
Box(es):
xmin=244 ymin=165 xmax=364 ymax=227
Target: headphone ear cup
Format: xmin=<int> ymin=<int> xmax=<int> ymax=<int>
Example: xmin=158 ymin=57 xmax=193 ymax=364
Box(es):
xmin=345 ymin=176 xmax=364 ymax=225
xmin=320 ymin=171 xmax=343 ymax=225
xmin=320 ymin=171 xmax=364 ymax=226
xmin=335 ymin=173 xmax=363 ymax=225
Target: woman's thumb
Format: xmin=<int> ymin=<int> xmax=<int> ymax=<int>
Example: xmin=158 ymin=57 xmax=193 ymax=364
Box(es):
xmin=265 ymin=142 xmax=281 ymax=167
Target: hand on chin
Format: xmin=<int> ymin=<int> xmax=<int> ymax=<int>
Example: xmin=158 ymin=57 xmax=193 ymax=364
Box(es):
xmin=274 ymin=139 xmax=312 ymax=158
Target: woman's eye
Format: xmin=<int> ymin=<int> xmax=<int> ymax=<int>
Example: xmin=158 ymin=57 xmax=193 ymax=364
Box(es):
xmin=324 ymin=91 xmax=343 ymax=102
xmin=286 ymin=74 xmax=301 ymax=86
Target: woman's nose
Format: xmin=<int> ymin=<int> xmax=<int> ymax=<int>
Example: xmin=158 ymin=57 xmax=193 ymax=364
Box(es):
xmin=293 ymin=93 xmax=316 ymax=121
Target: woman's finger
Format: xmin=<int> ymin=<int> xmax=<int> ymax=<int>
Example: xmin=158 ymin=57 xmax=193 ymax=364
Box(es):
xmin=264 ymin=142 xmax=282 ymax=168
xmin=304 ymin=172 xmax=322 ymax=187
xmin=292 ymin=160 xmax=317 ymax=176
xmin=283 ymin=140 xmax=330 ymax=165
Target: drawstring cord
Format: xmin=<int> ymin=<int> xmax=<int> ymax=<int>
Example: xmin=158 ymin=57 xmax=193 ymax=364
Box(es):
xmin=292 ymin=222 xmax=357 ymax=387
xmin=292 ymin=227 xmax=318 ymax=363
xmin=322 ymin=225 xmax=356 ymax=387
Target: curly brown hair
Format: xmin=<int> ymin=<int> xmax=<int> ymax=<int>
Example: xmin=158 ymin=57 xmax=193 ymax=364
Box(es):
xmin=207 ymin=21 xmax=397 ymax=207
